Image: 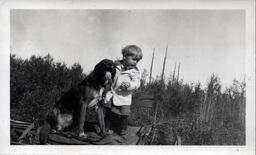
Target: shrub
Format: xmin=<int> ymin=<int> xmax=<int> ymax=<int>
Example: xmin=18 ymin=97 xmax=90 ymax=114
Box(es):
xmin=10 ymin=54 xmax=84 ymax=122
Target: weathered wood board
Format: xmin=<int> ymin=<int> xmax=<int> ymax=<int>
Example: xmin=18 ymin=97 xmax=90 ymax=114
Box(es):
xmin=11 ymin=119 xmax=141 ymax=145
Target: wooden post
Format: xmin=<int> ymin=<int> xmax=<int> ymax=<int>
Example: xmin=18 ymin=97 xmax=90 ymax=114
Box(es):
xmin=177 ymin=62 xmax=180 ymax=81
xmin=150 ymin=100 xmax=159 ymax=144
xmin=161 ymin=45 xmax=168 ymax=83
xmin=149 ymin=48 xmax=155 ymax=84
xmin=173 ymin=63 xmax=176 ymax=82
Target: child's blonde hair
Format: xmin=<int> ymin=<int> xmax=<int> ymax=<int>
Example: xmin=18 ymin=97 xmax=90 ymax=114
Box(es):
xmin=122 ymin=45 xmax=143 ymax=61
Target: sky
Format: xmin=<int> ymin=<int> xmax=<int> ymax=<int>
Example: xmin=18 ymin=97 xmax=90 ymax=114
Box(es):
xmin=10 ymin=10 xmax=245 ymax=88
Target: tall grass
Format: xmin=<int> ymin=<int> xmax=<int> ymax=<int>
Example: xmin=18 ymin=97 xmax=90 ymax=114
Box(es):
xmin=10 ymin=54 xmax=245 ymax=145
xmin=130 ymin=73 xmax=245 ymax=145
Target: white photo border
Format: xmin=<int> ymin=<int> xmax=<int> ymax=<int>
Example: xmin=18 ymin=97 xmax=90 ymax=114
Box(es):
xmin=0 ymin=0 xmax=254 ymax=155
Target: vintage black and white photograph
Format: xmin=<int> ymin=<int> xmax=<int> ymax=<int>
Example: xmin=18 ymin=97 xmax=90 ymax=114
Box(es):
xmin=9 ymin=9 xmax=248 ymax=146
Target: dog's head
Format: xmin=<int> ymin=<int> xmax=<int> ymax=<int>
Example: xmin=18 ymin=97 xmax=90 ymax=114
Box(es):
xmin=93 ymin=59 xmax=116 ymax=88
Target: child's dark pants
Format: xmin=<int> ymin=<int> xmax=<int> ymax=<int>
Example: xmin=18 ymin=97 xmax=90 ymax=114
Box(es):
xmin=105 ymin=107 xmax=129 ymax=136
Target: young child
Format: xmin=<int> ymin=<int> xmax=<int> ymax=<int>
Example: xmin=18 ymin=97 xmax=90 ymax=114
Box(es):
xmin=105 ymin=45 xmax=143 ymax=136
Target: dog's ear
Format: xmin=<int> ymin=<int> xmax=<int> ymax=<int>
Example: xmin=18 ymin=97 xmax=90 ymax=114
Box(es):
xmin=104 ymin=60 xmax=116 ymax=81
xmin=110 ymin=63 xmax=116 ymax=81
xmin=92 ymin=59 xmax=116 ymax=88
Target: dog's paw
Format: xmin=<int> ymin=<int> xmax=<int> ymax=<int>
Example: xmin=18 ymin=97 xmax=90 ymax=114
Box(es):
xmin=78 ymin=132 xmax=88 ymax=140
xmin=106 ymin=130 xmax=114 ymax=135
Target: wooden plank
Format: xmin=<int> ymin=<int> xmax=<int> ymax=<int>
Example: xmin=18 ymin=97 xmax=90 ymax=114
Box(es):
xmin=18 ymin=122 xmax=35 ymax=141
xmin=48 ymin=134 xmax=91 ymax=145
xmin=11 ymin=119 xmax=30 ymax=125
xmin=11 ymin=124 xmax=29 ymax=128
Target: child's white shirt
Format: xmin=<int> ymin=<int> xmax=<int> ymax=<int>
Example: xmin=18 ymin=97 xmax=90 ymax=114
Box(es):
xmin=111 ymin=65 xmax=141 ymax=106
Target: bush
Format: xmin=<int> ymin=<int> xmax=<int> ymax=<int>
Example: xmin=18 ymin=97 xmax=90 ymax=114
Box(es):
xmin=10 ymin=54 xmax=84 ymax=122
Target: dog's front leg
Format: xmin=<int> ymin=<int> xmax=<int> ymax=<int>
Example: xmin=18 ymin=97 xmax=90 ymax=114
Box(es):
xmin=39 ymin=120 xmax=51 ymax=144
xmin=78 ymin=98 xmax=88 ymax=139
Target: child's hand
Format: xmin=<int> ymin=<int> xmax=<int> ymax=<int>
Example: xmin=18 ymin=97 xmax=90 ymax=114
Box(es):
xmin=119 ymin=82 xmax=130 ymax=90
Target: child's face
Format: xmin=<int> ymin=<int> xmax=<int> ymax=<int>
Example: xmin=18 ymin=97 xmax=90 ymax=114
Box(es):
xmin=123 ymin=55 xmax=139 ymax=68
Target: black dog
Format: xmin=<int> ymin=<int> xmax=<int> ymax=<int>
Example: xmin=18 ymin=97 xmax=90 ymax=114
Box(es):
xmin=39 ymin=59 xmax=116 ymax=144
